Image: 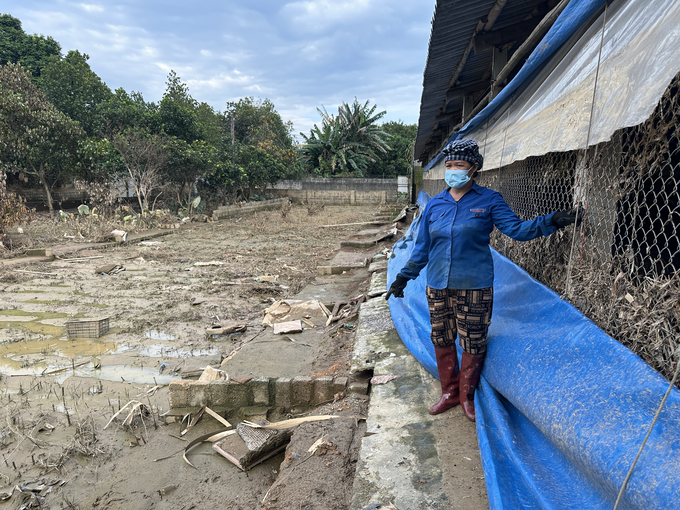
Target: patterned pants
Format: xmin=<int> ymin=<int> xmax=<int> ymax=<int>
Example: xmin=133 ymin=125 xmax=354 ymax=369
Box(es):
xmin=426 ymin=287 xmax=493 ymax=355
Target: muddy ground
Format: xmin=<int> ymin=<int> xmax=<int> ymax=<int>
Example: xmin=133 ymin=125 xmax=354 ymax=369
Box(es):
xmin=0 ymin=204 xmax=390 ymax=510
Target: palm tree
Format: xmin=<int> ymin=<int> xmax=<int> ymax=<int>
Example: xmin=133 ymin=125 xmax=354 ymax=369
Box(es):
xmin=299 ymin=99 xmax=391 ymax=177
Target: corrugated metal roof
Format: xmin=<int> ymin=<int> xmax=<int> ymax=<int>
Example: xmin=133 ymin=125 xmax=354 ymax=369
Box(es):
xmin=415 ymin=0 xmax=548 ymax=163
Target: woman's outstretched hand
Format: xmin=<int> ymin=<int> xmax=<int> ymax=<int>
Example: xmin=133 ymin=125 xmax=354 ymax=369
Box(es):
xmin=385 ymin=275 xmax=410 ymax=299
xmin=551 ymin=207 xmax=585 ymax=229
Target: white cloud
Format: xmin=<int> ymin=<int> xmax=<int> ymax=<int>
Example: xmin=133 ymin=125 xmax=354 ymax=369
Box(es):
xmin=282 ymin=0 xmax=373 ymax=31
xmin=79 ymin=4 xmax=104 ymax=13
xmin=140 ymin=46 xmax=158 ymax=58
xmin=200 ymin=49 xmax=212 ymax=57
xmin=187 ymin=71 xmax=254 ymax=89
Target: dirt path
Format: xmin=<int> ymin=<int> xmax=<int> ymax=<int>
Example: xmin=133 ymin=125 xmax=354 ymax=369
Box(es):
xmin=0 ymin=204 xmax=382 ymax=509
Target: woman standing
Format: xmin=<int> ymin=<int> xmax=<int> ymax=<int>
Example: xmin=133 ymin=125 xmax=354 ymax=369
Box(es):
xmin=385 ymin=139 xmax=581 ymax=422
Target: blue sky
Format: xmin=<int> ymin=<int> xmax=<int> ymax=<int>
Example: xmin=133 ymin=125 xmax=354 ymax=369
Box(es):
xmin=3 ymin=0 xmax=434 ymax=137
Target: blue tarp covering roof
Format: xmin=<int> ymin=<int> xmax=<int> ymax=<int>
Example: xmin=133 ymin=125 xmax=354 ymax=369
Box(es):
xmin=387 ymin=191 xmax=680 ymax=508
xmin=424 ymin=0 xmax=607 ymax=171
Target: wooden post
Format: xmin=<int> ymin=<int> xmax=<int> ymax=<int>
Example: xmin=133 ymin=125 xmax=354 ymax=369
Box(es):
xmin=491 ymin=46 xmax=509 ymax=99
xmin=462 ymin=96 xmax=475 ymax=124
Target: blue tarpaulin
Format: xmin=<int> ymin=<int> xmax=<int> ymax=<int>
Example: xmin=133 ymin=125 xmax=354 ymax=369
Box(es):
xmin=387 ymin=191 xmax=680 ymax=509
xmin=424 ymin=0 xmax=607 ymax=172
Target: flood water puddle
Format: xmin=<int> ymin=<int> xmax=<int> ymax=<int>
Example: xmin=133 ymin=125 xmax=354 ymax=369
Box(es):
xmin=64 ymin=365 xmax=180 ymax=385
xmin=0 ymin=336 xmax=119 ymax=375
xmin=144 ymin=330 xmax=176 ymax=341
xmin=115 ymin=343 xmax=219 ymax=358
xmin=140 ymin=344 xmax=219 ymax=357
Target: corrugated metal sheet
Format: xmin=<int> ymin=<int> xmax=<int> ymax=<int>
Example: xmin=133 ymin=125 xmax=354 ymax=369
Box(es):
xmin=415 ymin=0 xmax=548 ymax=162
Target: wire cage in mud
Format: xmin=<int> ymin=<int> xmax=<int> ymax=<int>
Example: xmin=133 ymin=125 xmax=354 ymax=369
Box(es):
xmin=470 ymin=74 xmax=680 ymax=384
xmin=65 ymin=317 xmax=110 ymax=338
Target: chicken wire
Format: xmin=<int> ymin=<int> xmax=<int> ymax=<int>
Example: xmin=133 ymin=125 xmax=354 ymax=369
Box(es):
xmin=474 ymin=72 xmax=680 ymax=384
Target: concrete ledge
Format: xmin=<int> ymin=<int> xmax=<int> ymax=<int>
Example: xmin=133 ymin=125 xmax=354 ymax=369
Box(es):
xmin=368 ymin=260 xmax=388 ymax=273
xmin=349 ymin=346 xmax=448 ymax=510
xmin=351 ymin=291 xmax=399 ymax=374
xmin=349 ymin=270 xmax=452 ymax=509
xmin=349 ymin=259 xmax=488 ymax=509
xmin=367 ymin=271 xmax=388 ymax=297
xmin=317 ymin=264 xmax=367 ymax=275
xmin=25 ymin=248 xmax=54 ymax=258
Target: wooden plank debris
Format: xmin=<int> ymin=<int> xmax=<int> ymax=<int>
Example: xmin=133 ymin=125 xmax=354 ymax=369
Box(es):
xmin=94 ymin=264 xmax=125 ymax=275
xmin=180 ymin=407 xmax=205 ymax=436
xmin=182 ymin=428 xmax=236 ymax=468
xmin=198 ymin=366 xmax=229 ymax=382
xmin=273 ymin=320 xmax=303 ymax=334
xmin=320 ymin=221 xmax=388 ymax=228
xmin=241 ymin=415 xmax=339 ymax=430
xmin=205 ymin=320 xmax=247 ymax=335
xmin=204 ymin=407 xmax=232 ymax=428
xmin=16 ymin=269 xmax=58 ymax=276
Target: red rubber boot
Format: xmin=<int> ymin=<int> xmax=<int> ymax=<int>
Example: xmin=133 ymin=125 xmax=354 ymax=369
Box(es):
xmin=428 ymin=344 xmax=460 ymax=415
xmin=460 ymin=352 xmax=486 ymax=422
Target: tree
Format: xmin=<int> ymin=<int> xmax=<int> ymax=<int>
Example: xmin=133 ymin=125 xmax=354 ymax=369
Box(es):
xmin=0 ymin=63 xmax=84 ymax=213
xmin=98 ymin=87 xmax=158 ymax=132
xmin=109 ymin=129 xmax=167 ymax=213
xmin=77 ymin=136 xmax=125 ymax=182
xmin=298 ymin=113 xmax=347 ymax=176
xmin=220 ymin=97 xmax=296 ymax=197
xmin=158 ymin=71 xmax=201 ymax=142
xmin=0 ymin=14 xmax=61 ymax=80
xmin=299 ymin=99 xmax=391 ymax=177
xmin=38 ymin=50 xmax=112 ymax=136
xmin=0 ymin=172 xmax=33 ymax=246
xmin=365 ymin=121 xmax=416 ymax=178
xmin=225 ymin=97 xmax=294 ymax=151
xmin=236 ymin=145 xmax=288 ymax=198
xmin=195 ymin=101 xmax=223 ymax=146
xmin=164 ymin=138 xmax=218 ymax=202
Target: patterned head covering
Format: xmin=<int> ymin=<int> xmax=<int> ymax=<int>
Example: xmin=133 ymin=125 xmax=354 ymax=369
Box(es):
xmin=443 ymin=139 xmax=483 ymax=171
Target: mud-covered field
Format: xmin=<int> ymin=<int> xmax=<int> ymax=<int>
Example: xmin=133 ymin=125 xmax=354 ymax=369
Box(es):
xmin=0 ymin=204 xmax=383 ymax=509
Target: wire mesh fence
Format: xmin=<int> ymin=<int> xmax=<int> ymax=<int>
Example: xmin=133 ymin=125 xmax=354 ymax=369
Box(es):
xmin=475 ymin=72 xmax=680 ymax=384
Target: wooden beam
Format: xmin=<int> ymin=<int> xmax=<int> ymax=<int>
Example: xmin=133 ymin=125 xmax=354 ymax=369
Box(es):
xmin=445 ymin=81 xmax=490 ymax=103
xmin=474 ymin=18 xmax=541 ymax=52
xmin=434 ymin=111 xmax=458 ymax=122
xmin=446 ymin=0 xmax=509 ymax=89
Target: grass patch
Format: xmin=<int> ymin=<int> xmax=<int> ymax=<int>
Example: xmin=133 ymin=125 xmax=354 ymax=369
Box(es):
xmin=0 ymin=310 xmax=69 ymax=319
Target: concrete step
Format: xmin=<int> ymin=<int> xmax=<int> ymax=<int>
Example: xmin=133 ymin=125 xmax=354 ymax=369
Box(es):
xmin=340 ymin=239 xmax=379 ymax=249
xmin=341 ymin=227 xmax=397 ymax=249
xmin=317 ymin=250 xmax=369 ymax=275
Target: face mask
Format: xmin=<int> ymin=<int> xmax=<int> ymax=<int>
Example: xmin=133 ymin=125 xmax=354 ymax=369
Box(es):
xmin=445 ymin=169 xmax=470 ymax=189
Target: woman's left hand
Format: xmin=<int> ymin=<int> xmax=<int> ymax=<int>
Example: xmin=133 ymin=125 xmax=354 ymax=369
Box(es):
xmin=551 ymin=207 xmax=585 ymax=229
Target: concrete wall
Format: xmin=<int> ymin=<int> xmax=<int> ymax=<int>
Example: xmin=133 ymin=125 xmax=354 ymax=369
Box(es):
xmin=422 ymin=177 xmax=446 ymax=197
xmin=268 ymin=178 xmax=399 ymax=204
xmin=211 ymin=197 xmax=289 ymax=220
xmin=169 ymin=375 xmax=369 ymax=420
xmin=422 ymin=158 xmax=447 ymax=197
xmin=10 ymin=185 xmax=88 ymax=210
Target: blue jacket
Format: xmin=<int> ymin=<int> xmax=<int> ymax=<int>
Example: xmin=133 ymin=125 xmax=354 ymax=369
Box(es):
xmin=398 ymin=183 xmax=557 ymax=289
